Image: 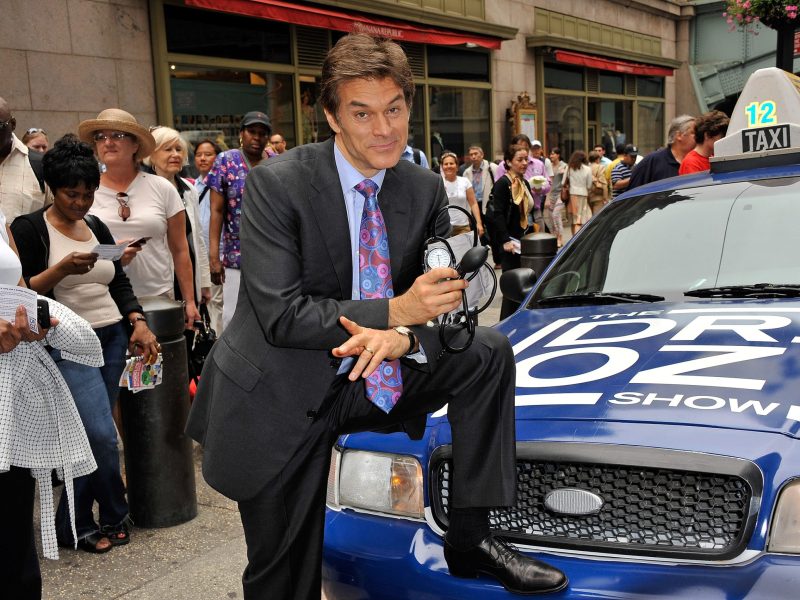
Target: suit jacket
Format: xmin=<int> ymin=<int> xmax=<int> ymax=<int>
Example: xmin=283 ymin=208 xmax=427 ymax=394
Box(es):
xmin=186 ymin=138 xmax=449 ymax=501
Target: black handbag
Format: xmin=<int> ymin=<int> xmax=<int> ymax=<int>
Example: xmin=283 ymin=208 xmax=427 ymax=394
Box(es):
xmin=190 ymin=303 xmax=217 ymax=383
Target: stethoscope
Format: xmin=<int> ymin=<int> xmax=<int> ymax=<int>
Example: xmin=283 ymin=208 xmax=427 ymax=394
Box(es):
xmin=422 ymin=205 xmax=497 ymax=353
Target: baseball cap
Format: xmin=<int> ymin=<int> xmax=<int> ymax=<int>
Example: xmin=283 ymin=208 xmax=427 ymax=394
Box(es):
xmin=241 ymin=111 xmax=272 ymax=131
xmin=531 ymin=139 xmax=543 ymax=147
xmin=622 ymin=144 xmax=638 ymax=156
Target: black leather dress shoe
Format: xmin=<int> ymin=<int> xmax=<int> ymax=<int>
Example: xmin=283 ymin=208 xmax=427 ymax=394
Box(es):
xmin=444 ymin=535 xmax=568 ymax=595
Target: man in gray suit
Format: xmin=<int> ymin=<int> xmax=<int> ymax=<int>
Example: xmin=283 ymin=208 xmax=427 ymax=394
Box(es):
xmin=186 ymin=34 xmax=567 ymax=599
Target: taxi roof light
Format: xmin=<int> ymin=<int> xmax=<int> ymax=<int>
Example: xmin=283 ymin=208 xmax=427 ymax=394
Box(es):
xmin=711 ymin=67 xmax=800 ymax=173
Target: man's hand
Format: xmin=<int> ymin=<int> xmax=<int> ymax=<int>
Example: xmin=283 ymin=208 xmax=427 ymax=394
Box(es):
xmin=332 ymin=316 xmax=409 ymax=381
xmin=388 ymin=267 xmax=466 ymax=327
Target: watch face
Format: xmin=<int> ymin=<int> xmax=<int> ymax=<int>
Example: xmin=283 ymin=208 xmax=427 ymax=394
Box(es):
xmin=425 ymin=246 xmax=452 ymax=270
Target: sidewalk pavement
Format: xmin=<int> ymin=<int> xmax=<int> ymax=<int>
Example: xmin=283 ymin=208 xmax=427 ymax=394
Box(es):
xmin=38 ymin=280 xmax=506 ymax=599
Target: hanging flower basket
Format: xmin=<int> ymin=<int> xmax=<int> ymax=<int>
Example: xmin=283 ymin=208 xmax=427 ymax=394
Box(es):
xmin=723 ymin=0 xmax=799 ymax=32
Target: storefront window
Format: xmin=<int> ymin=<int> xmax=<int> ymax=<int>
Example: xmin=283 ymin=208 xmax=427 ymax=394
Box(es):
xmin=428 ymin=86 xmax=490 ymax=169
xmin=545 ymin=94 xmax=585 ymax=159
xmin=598 ymin=73 xmax=624 ymax=95
xmin=427 ymin=47 xmax=490 ymax=82
xmin=637 ymin=76 xmax=664 ymax=98
xmin=637 ymin=101 xmax=665 ymax=154
xmin=170 ymin=66 xmax=295 ymax=151
xmin=299 ymin=79 xmax=331 ymax=146
xmin=589 ymin=99 xmax=632 ymax=157
xmin=544 ymin=64 xmax=584 ymax=91
xmin=164 ymin=5 xmax=291 ymax=64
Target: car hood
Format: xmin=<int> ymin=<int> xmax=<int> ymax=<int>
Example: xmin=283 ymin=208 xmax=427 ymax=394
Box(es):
xmin=431 ymin=299 xmax=800 ymax=439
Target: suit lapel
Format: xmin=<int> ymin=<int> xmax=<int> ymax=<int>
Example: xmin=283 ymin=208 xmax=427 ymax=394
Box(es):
xmin=378 ymin=167 xmax=410 ymax=282
xmin=310 ymin=139 xmax=352 ymax=301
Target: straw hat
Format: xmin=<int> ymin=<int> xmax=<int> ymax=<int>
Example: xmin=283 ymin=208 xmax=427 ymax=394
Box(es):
xmin=78 ymin=108 xmax=156 ymax=161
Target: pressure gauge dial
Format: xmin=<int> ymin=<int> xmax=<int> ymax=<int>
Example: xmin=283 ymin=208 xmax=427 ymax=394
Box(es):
xmin=425 ymin=246 xmax=453 ymax=271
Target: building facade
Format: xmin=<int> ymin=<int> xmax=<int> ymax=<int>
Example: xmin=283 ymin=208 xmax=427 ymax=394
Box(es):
xmin=3 ymin=0 xmax=696 ymax=163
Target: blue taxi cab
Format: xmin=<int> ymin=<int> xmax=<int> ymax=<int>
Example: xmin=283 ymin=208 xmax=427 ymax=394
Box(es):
xmin=322 ymin=68 xmax=800 ymax=599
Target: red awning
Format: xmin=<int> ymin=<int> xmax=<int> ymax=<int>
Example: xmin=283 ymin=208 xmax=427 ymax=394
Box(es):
xmin=185 ymin=0 xmax=502 ymax=49
xmin=554 ymin=50 xmax=674 ymax=77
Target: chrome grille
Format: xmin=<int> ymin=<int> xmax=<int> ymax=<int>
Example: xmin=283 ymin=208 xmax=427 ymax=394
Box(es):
xmin=430 ymin=444 xmax=760 ymax=560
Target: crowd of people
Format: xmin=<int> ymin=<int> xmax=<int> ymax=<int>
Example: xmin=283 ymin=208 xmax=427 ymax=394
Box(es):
xmin=0 ymin=36 xmax=733 ymax=598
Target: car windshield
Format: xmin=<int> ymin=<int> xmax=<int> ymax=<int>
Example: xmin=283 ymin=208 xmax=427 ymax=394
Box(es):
xmin=528 ymin=176 xmax=800 ymax=308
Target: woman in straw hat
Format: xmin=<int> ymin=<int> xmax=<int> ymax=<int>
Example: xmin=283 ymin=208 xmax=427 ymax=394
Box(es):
xmin=78 ymin=109 xmax=201 ymax=329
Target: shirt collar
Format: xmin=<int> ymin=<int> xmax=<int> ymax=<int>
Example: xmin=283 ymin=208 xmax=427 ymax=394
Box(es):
xmin=334 ymin=141 xmax=386 ymax=195
xmin=10 ymin=133 xmax=28 ymax=157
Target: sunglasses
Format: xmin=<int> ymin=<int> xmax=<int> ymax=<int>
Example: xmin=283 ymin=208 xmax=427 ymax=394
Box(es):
xmin=0 ymin=118 xmax=13 ymax=131
xmin=116 ymin=192 xmax=130 ymax=221
xmin=94 ymin=131 xmax=132 ymax=143
xmin=26 ymin=127 xmax=46 ymax=135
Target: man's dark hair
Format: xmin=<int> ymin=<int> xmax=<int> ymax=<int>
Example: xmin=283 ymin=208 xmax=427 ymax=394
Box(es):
xmin=42 ymin=134 xmax=100 ymax=192
xmin=694 ymin=110 xmax=730 ymax=145
xmin=320 ymin=34 xmax=414 ymax=120
xmin=195 ymin=139 xmax=223 ymax=155
xmin=550 ymin=147 xmax=561 ymax=157
xmin=510 ymin=133 xmax=532 ymax=147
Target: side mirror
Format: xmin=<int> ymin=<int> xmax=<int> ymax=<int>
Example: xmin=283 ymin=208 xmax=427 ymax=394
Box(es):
xmin=500 ymin=268 xmax=537 ymax=304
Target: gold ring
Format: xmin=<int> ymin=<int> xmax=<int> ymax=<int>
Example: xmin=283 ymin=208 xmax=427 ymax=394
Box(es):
xmin=364 ymin=347 xmax=374 ymax=355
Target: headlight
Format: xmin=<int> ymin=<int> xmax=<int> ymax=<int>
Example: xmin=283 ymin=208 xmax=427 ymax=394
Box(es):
xmin=326 ymin=449 xmax=424 ymax=519
xmin=769 ymin=480 xmax=800 ymax=553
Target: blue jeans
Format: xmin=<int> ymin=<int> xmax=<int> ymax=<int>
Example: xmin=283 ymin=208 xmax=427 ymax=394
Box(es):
xmin=53 ymin=321 xmax=129 ymax=543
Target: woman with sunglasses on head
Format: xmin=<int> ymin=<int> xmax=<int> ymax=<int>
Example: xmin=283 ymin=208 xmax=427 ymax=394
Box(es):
xmin=21 ymin=127 xmax=48 ymax=154
xmin=78 ymin=109 xmax=201 ymax=329
xmin=207 ymin=111 xmax=270 ymax=329
xmin=11 ymin=134 xmax=159 ymax=553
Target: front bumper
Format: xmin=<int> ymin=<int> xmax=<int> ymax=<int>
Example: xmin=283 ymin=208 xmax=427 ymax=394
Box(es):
xmin=322 ymin=509 xmax=800 ymax=600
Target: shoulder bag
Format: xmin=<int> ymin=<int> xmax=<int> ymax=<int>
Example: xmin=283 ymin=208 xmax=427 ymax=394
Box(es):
xmin=560 ymin=169 xmax=570 ymax=204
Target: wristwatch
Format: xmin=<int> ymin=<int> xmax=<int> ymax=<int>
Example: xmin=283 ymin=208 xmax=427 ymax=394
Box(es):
xmin=393 ymin=326 xmax=417 ymax=355
xmin=129 ymin=314 xmax=147 ymax=327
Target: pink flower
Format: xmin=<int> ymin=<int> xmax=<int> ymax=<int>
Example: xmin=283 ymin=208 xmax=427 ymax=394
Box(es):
xmin=742 ymin=0 xmax=750 ymax=8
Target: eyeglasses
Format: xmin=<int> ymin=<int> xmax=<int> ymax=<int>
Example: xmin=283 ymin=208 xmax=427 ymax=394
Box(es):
xmin=94 ymin=131 xmax=132 ymax=143
xmin=26 ymin=127 xmax=46 ymax=135
xmin=0 ymin=118 xmax=13 ymax=131
xmin=116 ymin=192 xmax=130 ymax=221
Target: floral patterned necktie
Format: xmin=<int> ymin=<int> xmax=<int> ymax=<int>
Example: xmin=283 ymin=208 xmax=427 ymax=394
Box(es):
xmin=355 ymin=178 xmax=403 ymax=413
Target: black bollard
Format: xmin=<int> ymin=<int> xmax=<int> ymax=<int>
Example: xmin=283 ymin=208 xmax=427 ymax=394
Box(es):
xmin=520 ymin=232 xmax=557 ymax=276
xmin=499 ymin=233 xmax=557 ymax=319
xmin=119 ymin=296 xmax=197 ymax=528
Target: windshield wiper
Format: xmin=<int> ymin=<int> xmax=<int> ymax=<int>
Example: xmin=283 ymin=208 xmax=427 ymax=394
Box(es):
xmin=537 ymin=292 xmax=665 ymax=306
xmin=685 ymin=284 xmax=800 ymax=298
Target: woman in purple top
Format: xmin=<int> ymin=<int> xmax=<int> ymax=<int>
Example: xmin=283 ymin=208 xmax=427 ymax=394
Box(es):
xmin=207 ymin=111 xmax=271 ymax=328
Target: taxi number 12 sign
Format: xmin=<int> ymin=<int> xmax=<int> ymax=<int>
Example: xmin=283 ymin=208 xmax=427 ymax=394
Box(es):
xmin=741 ymin=124 xmax=791 ymax=152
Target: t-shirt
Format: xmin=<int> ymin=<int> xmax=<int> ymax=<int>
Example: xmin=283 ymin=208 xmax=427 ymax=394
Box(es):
xmin=678 ymin=149 xmax=710 ymax=175
xmin=0 ymin=210 xmax=22 ymax=285
xmin=611 ymin=162 xmax=633 ymax=198
xmin=89 ymin=172 xmax=185 ymax=298
xmin=443 ymin=176 xmax=473 ymax=226
xmin=45 ymin=213 xmax=121 ymax=328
